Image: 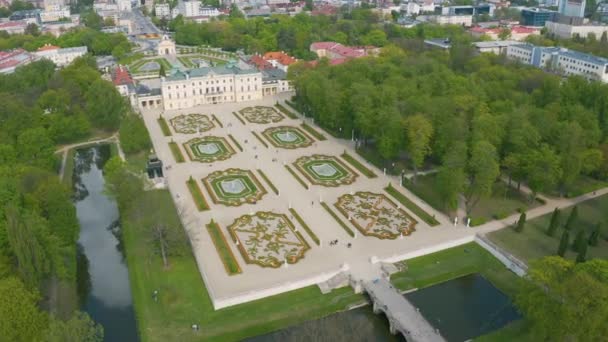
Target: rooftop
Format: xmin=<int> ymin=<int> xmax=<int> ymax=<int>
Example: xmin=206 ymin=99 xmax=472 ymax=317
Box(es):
xmin=164 ymin=64 xmax=259 ymax=81
xmin=263 ymin=51 xmax=297 ymax=66
xmin=112 ymin=65 xmax=134 ymax=86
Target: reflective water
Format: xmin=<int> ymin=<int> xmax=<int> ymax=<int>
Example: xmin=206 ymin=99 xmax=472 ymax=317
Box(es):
xmin=74 ymin=146 xmax=139 ymax=342
xmin=405 ymin=273 xmax=520 ymax=341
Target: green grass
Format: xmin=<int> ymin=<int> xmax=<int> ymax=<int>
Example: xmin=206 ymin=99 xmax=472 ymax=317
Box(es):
xmin=340 ymin=152 xmax=376 ymax=178
xmin=384 ymin=183 xmax=440 ymax=227
xmin=168 ymin=142 xmax=185 ymax=163
xmin=469 ymin=182 xmax=541 ymax=226
xmin=321 ymin=202 xmax=355 ymax=237
xmin=548 ymin=175 xmax=608 ymax=198
xmin=285 ymin=165 xmax=308 ymax=189
xmin=475 ymin=321 xmax=534 ymax=342
xmin=251 ymin=131 xmax=268 ymax=148
xmin=488 ymin=193 xmax=608 ymax=262
xmin=390 ymin=242 xmax=521 ymax=297
xmin=257 ymin=170 xmax=278 ymax=195
xmin=62 ymin=148 xmax=76 ymax=186
xmin=186 ymin=178 xmax=210 ymax=211
xmin=403 ymin=173 xmax=446 ymax=213
xmin=275 ymin=103 xmax=298 ymax=119
xmin=228 ymin=134 xmax=243 ymax=152
xmin=232 ymin=112 xmax=246 ymax=125
xmin=211 ymin=114 xmax=223 ymax=128
xmin=122 ymin=191 xmax=365 ymax=342
xmin=206 ymin=221 xmax=242 ymax=275
xmin=289 ymin=208 xmax=320 ymax=246
xmin=300 ymin=123 xmax=326 ymax=141
xmin=177 ymin=56 xmax=194 ymax=68
xmin=158 ymin=117 xmax=172 ymax=136
xmin=130 ymin=58 xmax=172 ymax=74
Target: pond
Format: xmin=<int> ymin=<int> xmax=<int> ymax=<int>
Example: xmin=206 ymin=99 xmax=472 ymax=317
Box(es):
xmin=404 ymin=273 xmax=521 ymax=341
xmin=74 ymin=145 xmax=139 ymax=342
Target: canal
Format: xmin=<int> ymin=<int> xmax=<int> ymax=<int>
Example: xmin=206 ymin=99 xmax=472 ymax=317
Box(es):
xmin=73 ymin=145 xmax=139 ymax=342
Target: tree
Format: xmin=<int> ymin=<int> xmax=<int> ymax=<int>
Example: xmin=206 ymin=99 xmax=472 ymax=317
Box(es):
xmin=516 ymin=257 xmax=608 ymax=341
xmin=572 ymin=229 xmax=586 ymax=252
xmin=46 ymin=311 xmax=103 ymax=342
xmin=464 ymin=140 xmax=499 ymax=215
xmin=25 ymin=23 xmax=40 ymax=36
xmin=159 ymin=63 xmax=166 ymax=77
xmin=118 ymin=114 xmax=152 ymax=154
xmin=0 ymin=277 xmax=47 ymax=341
xmin=546 ymin=208 xmax=560 ymax=237
xmin=565 ymin=206 xmax=578 ymax=231
xmin=436 ymin=142 xmax=467 ymax=211
xmin=576 ymin=239 xmax=588 ymax=263
xmin=85 ymin=79 xmax=124 ymax=130
xmin=557 ymin=230 xmax=569 ymax=257
xmin=515 ymin=212 xmax=526 ymax=232
xmin=403 ymin=114 xmax=433 ymax=182
xmin=589 ymin=222 xmax=602 ymax=246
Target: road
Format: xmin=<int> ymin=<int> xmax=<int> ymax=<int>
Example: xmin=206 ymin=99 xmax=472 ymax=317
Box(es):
xmin=128 ymin=7 xmax=162 ymax=53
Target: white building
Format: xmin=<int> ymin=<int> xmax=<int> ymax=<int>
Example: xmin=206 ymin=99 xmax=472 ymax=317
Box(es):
xmin=157 ymin=35 xmax=176 ymax=55
xmin=34 ymin=45 xmax=88 ymax=67
xmin=155 ymin=3 xmax=171 ymax=17
xmin=473 ymin=40 xmax=521 ymax=54
xmin=424 ymin=14 xmax=473 ymax=26
xmin=117 ymin=0 xmax=131 ymax=13
xmin=545 ymin=21 xmax=608 ymax=39
xmin=160 ymin=63 xmax=263 ymax=110
xmin=0 ymin=21 xmax=28 ymax=35
xmin=178 ymin=0 xmax=201 ymax=17
xmin=39 ymin=5 xmax=71 ymax=22
xmin=507 ymin=44 xmax=608 ymax=82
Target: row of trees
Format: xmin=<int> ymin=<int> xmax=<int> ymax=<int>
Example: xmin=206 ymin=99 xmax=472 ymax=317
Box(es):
xmin=289 ymin=45 xmax=608 ymax=213
xmin=0 ymin=27 xmax=132 ymax=60
xmin=170 ymin=10 xmax=468 ymax=59
xmin=0 ymin=56 xmax=135 ymax=339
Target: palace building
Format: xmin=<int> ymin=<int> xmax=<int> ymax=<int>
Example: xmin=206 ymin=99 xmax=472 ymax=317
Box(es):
xmin=161 ymin=62 xmax=263 ymax=110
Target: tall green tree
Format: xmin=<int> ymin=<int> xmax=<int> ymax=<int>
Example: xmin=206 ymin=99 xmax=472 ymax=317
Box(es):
xmin=0 ymin=277 xmax=48 ymax=341
xmin=516 ymin=257 xmax=608 ymax=341
xmin=557 ymin=230 xmax=570 ymax=257
xmin=464 ymin=140 xmax=499 ymax=215
xmin=565 ymin=206 xmax=578 ymax=231
xmin=546 ymin=208 xmax=560 ymax=237
xmin=403 ymin=114 xmax=433 ymax=182
xmin=576 ymin=240 xmax=588 ymax=263
xmin=46 ymin=311 xmax=103 ymax=342
xmin=572 ymin=230 xmax=586 ymax=252
xmin=85 ymin=79 xmax=125 ymax=130
xmin=589 ymin=222 xmax=602 ymax=246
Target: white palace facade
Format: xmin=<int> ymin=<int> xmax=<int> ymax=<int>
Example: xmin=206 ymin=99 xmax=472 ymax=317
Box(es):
xmin=161 ymin=63 xmax=264 ymax=110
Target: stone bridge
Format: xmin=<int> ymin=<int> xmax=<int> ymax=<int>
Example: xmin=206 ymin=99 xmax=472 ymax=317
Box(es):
xmin=363 ymin=278 xmax=445 ymax=341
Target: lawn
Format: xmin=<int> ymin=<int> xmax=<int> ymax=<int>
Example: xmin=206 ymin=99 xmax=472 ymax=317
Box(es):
xmin=547 ymin=175 xmax=608 ymax=198
xmin=168 ymin=142 xmax=185 ymax=163
xmin=186 ymin=177 xmax=210 ymax=211
xmin=257 ymin=170 xmax=278 ymax=195
xmin=390 ymin=242 xmax=521 ymax=298
xmin=158 ymin=117 xmax=172 ymax=136
xmin=488 ymin=193 xmax=608 ymax=262
xmin=340 ymin=152 xmax=376 ymax=178
xmin=122 ymin=190 xmax=366 ymax=342
xmin=320 ymin=202 xmax=355 ymax=237
xmin=206 ymin=221 xmax=241 ymax=275
xmin=300 ymin=123 xmax=326 ymax=141
xmin=285 ymin=164 xmax=308 ymax=189
xmin=275 ymin=103 xmax=298 ymax=119
xmin=289 ymin=208 xmax=320 ymax=246
xmin=404 ymin=174 xmax=539 ymax=226
xmin=384 ymin=183 xmax=439 ymax=226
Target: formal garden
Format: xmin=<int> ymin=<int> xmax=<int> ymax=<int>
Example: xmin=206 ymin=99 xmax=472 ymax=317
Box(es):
xmin=170 ymin=114 xmax=215 ymax=134
xmin=228 ymin=212 xmax=311 ymax=268
xmin=202 ymin=168 xmax=267 ymax=207
xmin=334 ymin=192 xmax=417 ymax=239
xmin=294 ymin=155 xmax=358 ymax=187
xmin=183 ymin=136 xmax=236 ymax=163
xmin=262 ymin=126 xmax=313 ymax=149
xmin=239 ymin=106 xmax=284 ymax=124
xmin=129 ymin=57 xmax=172 ymax=75
xmin=177 ymin=55 xmax=228 ymax=68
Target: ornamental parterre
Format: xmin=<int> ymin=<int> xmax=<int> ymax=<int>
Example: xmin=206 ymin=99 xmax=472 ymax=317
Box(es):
xmin=170 ymin=114 xmax=215 ymax=134
xmin=294 ymin=155 xmax=358 ymax=187
xmin=262 ymin=126 xmax=313 ymax=149
xmin=203 ymin=168 xmax=267 ymax=206
xmin=239 ymin=106 xmax=284 ymax=124
xmin=334 ymin=191 xmax=417 ymax=239
xmin=228 ymin=212 xmax=310 ymax=268
xmin=183 ymin=136 xmax=236 ymax=163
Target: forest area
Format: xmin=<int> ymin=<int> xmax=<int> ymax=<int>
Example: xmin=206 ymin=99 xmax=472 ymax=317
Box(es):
xmin=289 ymin=45 xmax=608 ymax=216
xmin=0 ymin=55 xmax=150 ymax=340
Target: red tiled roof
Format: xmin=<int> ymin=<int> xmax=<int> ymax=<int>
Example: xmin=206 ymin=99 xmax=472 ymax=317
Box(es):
xmin=0 ymin=21 xmax=26 ymax=28
xmin=112 ymin=66 xmax=134 ymax=86
xmin=310 ymin=42 xmax=339 ymax=51
xmin=511 ymin=25 xmax=538 ymax=34
xmin=263 ymin=51 xmax=297 ymax=66
xmin=250 ymin=54 xmax=273 ymax=70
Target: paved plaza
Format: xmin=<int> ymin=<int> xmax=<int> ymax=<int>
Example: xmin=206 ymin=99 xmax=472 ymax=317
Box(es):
xmin=140 ymin=94 xmax=602 ymax=309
